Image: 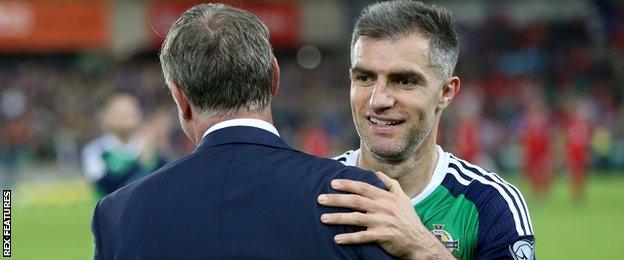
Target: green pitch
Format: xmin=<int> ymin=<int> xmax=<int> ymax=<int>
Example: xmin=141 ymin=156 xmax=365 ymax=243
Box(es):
xmin=10 ymin=173 xmax=624 ymax=259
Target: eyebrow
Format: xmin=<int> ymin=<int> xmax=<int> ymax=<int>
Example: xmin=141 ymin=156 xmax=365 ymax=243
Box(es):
xmin=349 ymin=66 xmax=375 ymax=76
xmin=388 ymin=70 xmax=427 ymax=85
xmin=350 ymin=66 xmax=428 ymax=84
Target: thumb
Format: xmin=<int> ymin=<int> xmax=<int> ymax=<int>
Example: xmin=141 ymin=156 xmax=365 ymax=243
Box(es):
xmin=374 ymin=171 xmax=403 ymax=194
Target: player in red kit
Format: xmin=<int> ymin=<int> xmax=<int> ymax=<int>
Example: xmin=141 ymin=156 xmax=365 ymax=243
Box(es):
xmin=455 ymin=90 xmax=483 ymax=164
xmin=455 ymin=116 xmax=481 ymax=164
xmin=564 ymin=103 xmax=592 ymax=202
xmin=521 ymin=101 xmax=552 ymax=199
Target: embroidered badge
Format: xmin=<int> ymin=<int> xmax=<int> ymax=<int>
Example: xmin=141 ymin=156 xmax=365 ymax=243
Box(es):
xmin=431 ymin=224 xmax=459 ymax=252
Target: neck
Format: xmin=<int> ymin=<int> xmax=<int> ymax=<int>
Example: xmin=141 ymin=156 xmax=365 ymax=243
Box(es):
xmin=190 ymin=107 xmax=273 ymax=144
xmin=358 ymin=134 xmax=439 ymax=199
xmin=110 ymin=132 xmax=133 ymax=144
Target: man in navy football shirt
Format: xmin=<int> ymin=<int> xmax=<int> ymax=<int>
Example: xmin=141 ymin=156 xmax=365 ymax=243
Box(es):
xmin=319 ymin=1 xmax=535 ymax=259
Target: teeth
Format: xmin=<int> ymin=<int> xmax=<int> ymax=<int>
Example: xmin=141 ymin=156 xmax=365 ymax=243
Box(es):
xmin=369 ymin=117 xmax=399 ymax=126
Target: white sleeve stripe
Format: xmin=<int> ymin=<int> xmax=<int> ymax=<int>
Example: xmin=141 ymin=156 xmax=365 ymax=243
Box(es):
xmin=489 ymin=172 xmax=535 ymax=234
xmin=449 ymin=160 xmax=528 ymax=236
xmin=451 ymin=155 xmax=534 ymax=235
xmin=447 ymin=167 xmax=473 ymax=186
xmin=451 ymin=157 xmax=533 ymax=236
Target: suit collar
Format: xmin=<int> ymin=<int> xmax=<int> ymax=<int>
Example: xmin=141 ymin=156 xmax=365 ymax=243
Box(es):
xmin=196 ymin=126 xmax=292 ymax=151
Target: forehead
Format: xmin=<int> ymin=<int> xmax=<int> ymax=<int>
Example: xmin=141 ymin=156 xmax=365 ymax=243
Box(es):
xmin=351 ymin=33 xmax=432 ymax=75
xmin=107 ymin=97 xmax=140 ymax=114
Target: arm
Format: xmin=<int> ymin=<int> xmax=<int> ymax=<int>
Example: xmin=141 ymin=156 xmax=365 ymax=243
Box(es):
xmin=474 ymin=193 xmax=535 ymax=259
xmin=318 ymin=172 xmax=454 ymax=260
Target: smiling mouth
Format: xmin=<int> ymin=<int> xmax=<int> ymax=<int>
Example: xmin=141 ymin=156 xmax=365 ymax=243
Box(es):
xmin=367 ymin=117 xmax=404 ymax=126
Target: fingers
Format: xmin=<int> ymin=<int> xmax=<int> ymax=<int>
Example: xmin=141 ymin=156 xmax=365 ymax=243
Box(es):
xmin=320 ymin=212 xmax=377 ymax=227
xmin=329 ymin=179 xmax=389 ymax=199
xmin=334 ymin=231 xmax=377 ymax=244
xmin=317 ymin=193 xmax=379 ymax=212
xmin=374 ymin=171 xmax=406 ymax=196
xmin=373 ymin=171 xmax=394 ymax=189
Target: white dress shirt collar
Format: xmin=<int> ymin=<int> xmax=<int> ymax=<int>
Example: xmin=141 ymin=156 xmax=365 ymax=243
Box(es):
xmin=202 ymin=118 xmax=280 ymax=139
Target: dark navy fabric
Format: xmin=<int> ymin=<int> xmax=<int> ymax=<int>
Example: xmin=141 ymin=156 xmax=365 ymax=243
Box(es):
xmin=442 ymin=163 xmax=535 ymax=259
xmin=92 ymin=126 xmax=395 ymax=260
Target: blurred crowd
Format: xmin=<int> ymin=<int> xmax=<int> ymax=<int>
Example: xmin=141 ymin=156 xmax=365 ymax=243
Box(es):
xmin=1 ymin=3 xmax=623 ymax=188
xmin=441 ymin=5 xmax=624 ymax=175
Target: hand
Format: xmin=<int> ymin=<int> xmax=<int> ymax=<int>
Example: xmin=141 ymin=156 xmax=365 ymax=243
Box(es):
xmin=317 ymin=172 xmax=455 ymax=260
xmin=136 ymin=130 xmax=157 ymax=167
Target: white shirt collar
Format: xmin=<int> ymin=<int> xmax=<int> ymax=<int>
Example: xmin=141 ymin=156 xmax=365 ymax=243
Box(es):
xmin=202 ymin=118 xmax=280 ymax=139
xmin=100 ymin=133 xmax=143 ymax=158
xmin=410 ymin=145 xmax=449 ymax=205
xmin=344 ymin=145 xmax=449 ymax=206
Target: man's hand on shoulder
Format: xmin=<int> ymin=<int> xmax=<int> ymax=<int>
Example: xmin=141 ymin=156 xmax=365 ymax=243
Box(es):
xmin=317 ymin=172 xmax=455 ymax=260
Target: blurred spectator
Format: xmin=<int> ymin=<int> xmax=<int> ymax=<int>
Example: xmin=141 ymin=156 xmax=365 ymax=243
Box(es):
xmin=81 ymin=94 xmax=167 ymax=200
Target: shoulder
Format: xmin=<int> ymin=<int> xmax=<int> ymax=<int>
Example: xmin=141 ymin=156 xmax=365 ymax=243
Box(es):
xmin=330 ymin=149 xmax=384 ymax=189
xmin=336 ymin=165 xmax=385 ymax=191
xmin=446 ymin=155 xmax=533 ymax=236
xmin=442 ymin=155 xmax=535 ymax=258
xmin=82 ymin=136 xmax=106 ymax=157
xmin=81 ymin=137 xmax=109 ymax=180
xmin=315 ymin=153 xmax=384 ymax=189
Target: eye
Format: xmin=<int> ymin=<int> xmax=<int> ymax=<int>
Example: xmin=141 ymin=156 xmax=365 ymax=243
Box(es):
xmin=353 ymin=73 xmax=375 ymax=86
xmin=394 ymin=78 xmax=415 ymax=88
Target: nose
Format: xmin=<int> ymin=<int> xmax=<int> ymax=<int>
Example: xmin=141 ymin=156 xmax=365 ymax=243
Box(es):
xmin=369 ymin=80 xmax=395 ymax=112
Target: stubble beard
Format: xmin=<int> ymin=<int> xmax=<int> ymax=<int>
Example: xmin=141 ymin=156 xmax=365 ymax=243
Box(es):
xmin=360 ymin=117 xmax=435 ymax=164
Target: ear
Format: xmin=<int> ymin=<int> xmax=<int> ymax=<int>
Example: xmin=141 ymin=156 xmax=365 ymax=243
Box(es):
xmin=437 ymin=76 xmax=461 ymax=112
xmin=270 ymin=56 xmax=280 ymax=97
xmin=168 ymin=83 xmax=193 ymax=121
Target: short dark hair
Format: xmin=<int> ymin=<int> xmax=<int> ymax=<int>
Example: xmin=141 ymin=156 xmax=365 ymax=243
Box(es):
xmin=351 ymin=0 xmax=459 ymax=78
xmin=159 ymin=3 xmax=274 ymax=116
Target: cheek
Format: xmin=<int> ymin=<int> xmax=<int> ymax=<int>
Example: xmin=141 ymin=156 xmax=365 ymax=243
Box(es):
xmin=428 ymin=93 xmax=441 ymax=113
xmin=395 ymin=93 xmax=435 ymax=120
xmin=350 ymin=86 xmax=370 ymax=111
xmin=349 ymin=85 xmax=358 ymax=104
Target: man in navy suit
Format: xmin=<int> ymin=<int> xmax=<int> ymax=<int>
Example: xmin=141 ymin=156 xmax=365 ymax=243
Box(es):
xmin=91 ymin=3 xmax=395 ymax=259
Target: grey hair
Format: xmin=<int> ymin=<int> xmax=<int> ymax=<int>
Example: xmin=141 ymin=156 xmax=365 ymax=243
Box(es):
xmin=159 ymin=3 xmax=274 ymax=116
xmin=351 ymin=0 xmax=459 ymax=79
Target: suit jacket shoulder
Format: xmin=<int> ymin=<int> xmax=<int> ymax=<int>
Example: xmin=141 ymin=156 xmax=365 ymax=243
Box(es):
xmin=92 ymin=126 xmax=394 ymax=259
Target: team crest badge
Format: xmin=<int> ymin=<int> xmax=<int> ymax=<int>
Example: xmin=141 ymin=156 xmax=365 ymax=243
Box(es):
xmin=431 ymin=224 xmax=459 ymax=252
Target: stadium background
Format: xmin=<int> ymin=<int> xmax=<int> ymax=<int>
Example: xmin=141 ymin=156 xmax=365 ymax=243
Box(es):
xmin=0 ymin=0 xmax=622 ymax=258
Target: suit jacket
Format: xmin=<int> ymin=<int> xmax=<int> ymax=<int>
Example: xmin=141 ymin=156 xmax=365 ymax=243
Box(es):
xmin=92 ymin=125 xmax=395 ymax=259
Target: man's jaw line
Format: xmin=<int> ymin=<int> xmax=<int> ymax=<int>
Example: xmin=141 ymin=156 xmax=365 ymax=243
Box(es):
xmin=358 ymin=118 xmax=437 ymax=172
xmin=358 ymin=132 xmax=439 ymax=198
xmin=362 ymin=138 xmax=419 ymax=165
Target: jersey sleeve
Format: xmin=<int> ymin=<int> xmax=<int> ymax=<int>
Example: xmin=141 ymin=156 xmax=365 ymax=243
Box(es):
xmin=475 ymin=190 xmax=535 ymax=260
